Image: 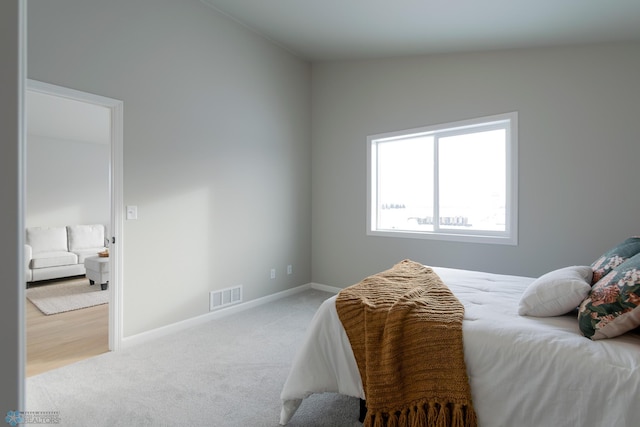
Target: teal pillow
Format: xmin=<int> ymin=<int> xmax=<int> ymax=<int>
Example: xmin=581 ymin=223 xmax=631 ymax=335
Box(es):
xmin=579 ymin=252 xmax=640 ymax=340
xmin=590 ymin=237 xmax=640 ymax=284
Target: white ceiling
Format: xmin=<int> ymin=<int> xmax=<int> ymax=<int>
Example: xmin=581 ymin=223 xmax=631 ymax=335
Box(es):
xmin=201 ymin=0 xmax=640 ymax=61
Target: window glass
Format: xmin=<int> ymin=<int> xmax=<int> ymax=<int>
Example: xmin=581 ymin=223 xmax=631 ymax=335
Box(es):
xmin=438 ymin=129 xmax=505 ymax=232
xmin=377 ymin=136 xmax=433 ymax=232
xmin=367 ymin=112 xmax=517 ymax=245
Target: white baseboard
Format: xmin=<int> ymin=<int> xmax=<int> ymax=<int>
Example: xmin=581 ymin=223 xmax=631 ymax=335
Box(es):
xmin=310 ymin=282 xmax=342 ymax=294
xmin=121 ymin=283 xmax=314 ymax=349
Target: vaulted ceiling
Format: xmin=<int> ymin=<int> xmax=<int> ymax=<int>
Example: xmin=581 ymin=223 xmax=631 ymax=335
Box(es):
xmin=201 ymin=0 xmax=640 ymax=61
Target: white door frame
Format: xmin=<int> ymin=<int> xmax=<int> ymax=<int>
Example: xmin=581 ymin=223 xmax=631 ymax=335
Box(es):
xmin=26 ymin=79 xmax=124 ymax=351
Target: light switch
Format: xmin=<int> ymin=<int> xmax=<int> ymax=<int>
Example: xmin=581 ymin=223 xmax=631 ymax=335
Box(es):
xmin=126 ymin=205 xmax=138 ymax=220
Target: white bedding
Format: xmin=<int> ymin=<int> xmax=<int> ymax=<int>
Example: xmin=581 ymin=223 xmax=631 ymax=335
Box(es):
xmin=280 ymin=266 xmax=640 ymax=426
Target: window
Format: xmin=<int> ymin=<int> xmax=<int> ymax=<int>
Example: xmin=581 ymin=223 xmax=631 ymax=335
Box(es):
xmin=367 ymin=112 xmax=517 ymax=245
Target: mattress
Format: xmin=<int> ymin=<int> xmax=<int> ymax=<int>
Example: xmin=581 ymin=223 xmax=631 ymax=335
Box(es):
xmin=280 ymin=266 xmax=640 ymax=426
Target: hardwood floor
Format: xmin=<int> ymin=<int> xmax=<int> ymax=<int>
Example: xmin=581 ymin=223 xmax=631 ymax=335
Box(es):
xmin=26 ymin=279 xmax=109 ymax=377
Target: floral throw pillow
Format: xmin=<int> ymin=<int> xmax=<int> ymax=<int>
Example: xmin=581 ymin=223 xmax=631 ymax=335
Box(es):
xmin=590 ymin=236 xmax=640 ymax=284
xmin=578 ymin=253 xmax=640 ymax=340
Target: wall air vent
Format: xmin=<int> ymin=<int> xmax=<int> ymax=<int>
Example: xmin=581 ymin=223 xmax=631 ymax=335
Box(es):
xmin=210 ymin=285 xmax=243 ymax=311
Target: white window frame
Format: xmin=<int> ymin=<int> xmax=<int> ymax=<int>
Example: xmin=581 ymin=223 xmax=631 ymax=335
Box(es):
xmin=367 ymin=112 xmax=518 ymax=245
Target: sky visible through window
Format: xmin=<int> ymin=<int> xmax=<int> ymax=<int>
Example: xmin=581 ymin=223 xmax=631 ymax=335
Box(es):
xmin=377 ymin=129 xmax=506 ymax=233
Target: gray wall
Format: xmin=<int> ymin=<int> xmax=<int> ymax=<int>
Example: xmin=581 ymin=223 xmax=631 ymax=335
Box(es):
xmin=311 ymin=42 xmax=640 ymax=287
xmin=26 ymin=135 xmax=110 ymax=229
xmin=28 ymin=0 xmax=311 ymax=337
xmin=0 ymin=0 xmax=24 ymax=413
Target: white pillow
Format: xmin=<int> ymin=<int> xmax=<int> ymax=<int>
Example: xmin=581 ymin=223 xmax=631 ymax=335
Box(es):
xmin=518 ymin=266 xmax=593 ymax=317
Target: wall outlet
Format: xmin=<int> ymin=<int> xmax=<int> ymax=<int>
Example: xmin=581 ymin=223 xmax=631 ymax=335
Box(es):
xmin=287 ymin=265 xmax=292 ymax=275
xmin=270 ymin=268 xmax=276 ymax=279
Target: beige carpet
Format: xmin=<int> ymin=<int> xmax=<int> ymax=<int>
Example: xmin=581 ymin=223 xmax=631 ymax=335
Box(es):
xmin=26 ymin=278 xmax=109 ymax=315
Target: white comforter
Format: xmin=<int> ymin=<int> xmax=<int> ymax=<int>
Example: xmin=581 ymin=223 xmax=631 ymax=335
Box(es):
xmin=280 ymin=267 xmax=640 ymax=426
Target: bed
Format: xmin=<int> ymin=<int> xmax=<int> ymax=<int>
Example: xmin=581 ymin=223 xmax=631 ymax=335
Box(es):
xmin=279 ymin=253 xmax=640 ymax=426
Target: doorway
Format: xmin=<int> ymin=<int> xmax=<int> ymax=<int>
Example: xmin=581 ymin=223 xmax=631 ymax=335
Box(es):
xmin=25 ymin=80 xmax=123 ymax=358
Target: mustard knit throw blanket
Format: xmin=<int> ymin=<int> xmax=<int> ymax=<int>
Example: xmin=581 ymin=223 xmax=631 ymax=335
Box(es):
xmin=336 ymin=260 xmax=477 ymax=427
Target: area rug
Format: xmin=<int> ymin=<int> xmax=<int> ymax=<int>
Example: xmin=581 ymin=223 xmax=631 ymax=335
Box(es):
xmin=26 ymin=279 xmax=109 ymax=315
